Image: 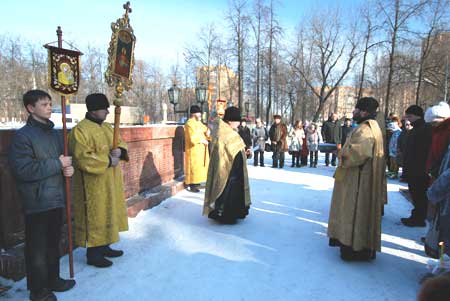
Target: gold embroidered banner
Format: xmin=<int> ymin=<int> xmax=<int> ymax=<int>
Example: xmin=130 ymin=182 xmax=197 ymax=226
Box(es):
xmin=45 ymin=45 xmax=82 ymax=95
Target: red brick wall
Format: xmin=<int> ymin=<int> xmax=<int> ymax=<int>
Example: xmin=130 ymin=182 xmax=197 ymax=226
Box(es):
xmin=0 ymin=125 xmax=185 ymax=249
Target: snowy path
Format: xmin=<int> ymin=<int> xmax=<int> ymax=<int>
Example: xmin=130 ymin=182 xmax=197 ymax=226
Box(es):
xmin=4 ymin=156 xmax=428 ymax=301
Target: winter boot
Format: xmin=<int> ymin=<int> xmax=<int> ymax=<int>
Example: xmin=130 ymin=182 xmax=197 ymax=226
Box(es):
xmin=188 ymin=184 xmax=200 ymax=193
xmin=102 ymin=245 xmax=124 ymax=258
xmin=49 ymin=277 xmax=76 ymax=292
xmin=87 ymin=246 xmax=113 ymax=268
xmin=30 ymin=289 xmax=57 ymax=301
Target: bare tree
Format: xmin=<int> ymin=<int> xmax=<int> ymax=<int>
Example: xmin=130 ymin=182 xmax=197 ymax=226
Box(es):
xmin=378 ymin=0 xmax=426 ymax=118
xmin=227 ymin=0 xmax=250 ymax=109
xmin=250 ymin=0 xmax=268 ymax=118
xmin=291 ymin=10 xmax=359 ymax=122
xmin=414 ymin=0 xmax=450 ymax=106
xmin=264 ymin=0 xmax=283 ymax=124
xmin=357 ymin=1 xmax=384 ymax=99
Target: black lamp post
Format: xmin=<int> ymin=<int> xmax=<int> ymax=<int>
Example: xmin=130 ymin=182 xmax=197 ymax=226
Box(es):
xmin=168 ymin=83 xmax=188 ymax=122
xmin=195 ymin=82 xmax=207 ymax=123
xmin=244 ymin=101 xmax=250 ymax=118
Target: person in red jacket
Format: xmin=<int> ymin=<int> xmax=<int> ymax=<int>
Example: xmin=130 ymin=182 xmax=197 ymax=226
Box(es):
xmin=424 ymin=101 xmax=450 ymax=181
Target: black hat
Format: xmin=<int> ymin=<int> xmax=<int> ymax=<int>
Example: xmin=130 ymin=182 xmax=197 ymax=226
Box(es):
xmin=355 ymin=97 xmax=379 ymax=114
xmin=223 ymin=107 xmax=241 ymax=122
xmin=86 ymin=93 xmax=110 ymax=112
xmin=405 ymin=105 xmax=424 ymax=118
xmin=190 ymin=105 xmax=201 ymax=114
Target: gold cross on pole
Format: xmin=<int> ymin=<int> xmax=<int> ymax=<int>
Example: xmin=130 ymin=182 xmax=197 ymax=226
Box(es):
xmin=123 ymin=2 xmax=132 ymax=21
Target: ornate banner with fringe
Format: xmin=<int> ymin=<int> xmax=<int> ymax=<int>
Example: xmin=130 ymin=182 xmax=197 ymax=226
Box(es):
xmin=45 ymin=45 xmax=82 ymax=95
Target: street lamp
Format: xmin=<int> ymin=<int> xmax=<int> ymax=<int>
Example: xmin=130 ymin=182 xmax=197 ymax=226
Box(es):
xmin=244 ymin=100 xmax=250 ymax=118
xmin=168 ymin=83 xmax=187 ymax=123
xmin=195 ymin=83 xmax=207 ymax=122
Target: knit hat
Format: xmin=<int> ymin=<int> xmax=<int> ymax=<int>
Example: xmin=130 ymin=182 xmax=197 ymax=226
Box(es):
xmin=405 ymin=105 xmax=424 ymax=118
xmin=223 ymin=107 xmax=241 ymax=122
xmin=190 ymin=105 xmax=201 ymax=114
xmin=86 ymin=93 xmax=110 ymax=112
xmin=424 ymin=101 xmax=450 ymax=123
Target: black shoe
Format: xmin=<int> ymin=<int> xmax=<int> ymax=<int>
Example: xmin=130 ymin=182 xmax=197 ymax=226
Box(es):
xmin=188 ymin=185 xmax=200 ymax=193
xmin=260 ymin=164 xmax=265 ymax=167
xmin=325 ymin=163 xmax=329 ymax=166
xmin=331 ymin=162 xmax=336 ymax=167
xmin=49 ymin=277 xmax=76 ymax=292
xmin=400 ymin=217 xmax=426 ymax=227
xmin=309 ymin=164 xmax=313 ymax=168
xmin=314 ymin=163 xmax=317 ymax=168
xmin=291 ymin=164 xmax=295 ymax=167
xmin=296 ymin=163 xmax=301 ymax=167
xmin=102 ymin=245 xmax=124 ymax=258
xmin=30 ymin=290 xmax=57 ymax=301
xmin=87 ymin=256 xmax=113 ymax=268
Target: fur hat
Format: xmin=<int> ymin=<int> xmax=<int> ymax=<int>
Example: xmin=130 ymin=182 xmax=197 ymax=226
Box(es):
xmin=86 ymin=93 xmax=110 ymax=112
xmin=273 ymin=114 xmax=282 ymax=119
xmin=223 ymin=107 xmax=241 ymax=122
xmin=405 ymin=105 xmax=424 ymax=118
xmin=424 ymin=101 xmax=450 ymax=123
xmin=190 ymin=105 xmax=202 ymax=114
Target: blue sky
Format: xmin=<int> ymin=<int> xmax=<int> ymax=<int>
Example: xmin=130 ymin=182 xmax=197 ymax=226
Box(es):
xmin=0 ymin=0 xmax=361 ymax=70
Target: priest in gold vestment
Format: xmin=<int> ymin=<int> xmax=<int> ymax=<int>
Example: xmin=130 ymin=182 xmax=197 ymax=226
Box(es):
xmin=328 ymin=97 xmax=387 ymax=261
xmin=203 ymin=107 xmax=251 ymax=224
xmin=184 ymin=105 xmax=210 ymax=193
xmin=69 ymin=93 xmax=129 ymax=268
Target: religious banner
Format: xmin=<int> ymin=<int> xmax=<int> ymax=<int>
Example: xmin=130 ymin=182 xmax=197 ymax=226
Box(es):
xmin=45 ymin=45 xmax=82 ymax=95
xmin=105 ymin=1 xmax=136 ymax=148
xmin=105 ymin=1 xmax=136 ymax=99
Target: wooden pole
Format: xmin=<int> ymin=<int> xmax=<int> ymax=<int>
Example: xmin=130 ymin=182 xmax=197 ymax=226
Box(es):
xmin=57 ymin=26 xmax=74 ymax=278
xmin=112 ymin=82 xmax=124 ymax=149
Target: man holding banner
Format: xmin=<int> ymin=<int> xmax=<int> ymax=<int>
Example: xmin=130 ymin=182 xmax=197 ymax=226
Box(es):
xmin=69 ymin=93 xmax=129 ymax=268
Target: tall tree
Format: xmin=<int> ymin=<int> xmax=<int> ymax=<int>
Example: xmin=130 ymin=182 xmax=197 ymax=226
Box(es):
xmin=414 ymin=0 xmax=450 ymax=106
xmin=378 ymin=0 xmax=425 ymax=118
xmin=291 ymin=10 xmax=359 ymax=122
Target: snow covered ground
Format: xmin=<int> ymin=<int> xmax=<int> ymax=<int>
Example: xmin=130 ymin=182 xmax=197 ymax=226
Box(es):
xmin=2 ymin=155 xmax=428 ymax=301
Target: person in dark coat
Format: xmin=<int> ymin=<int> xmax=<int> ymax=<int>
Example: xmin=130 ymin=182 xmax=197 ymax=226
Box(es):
xmin=269 ymin=115 xmax=288 ymax=168
xmin=401 ymin=105 xmax=432 ymax=227
xmin=238 ymin=118 xmax=252 ymax=151
xmin=321 ymin=113 xmax=342 ymax=166
xmin=341 ymin=118 xmax=353 ymax=146
xmin=9 ymin=90 xmax=76 ymax=301
xmin=251 ymin=118 xmax=268 ymax=166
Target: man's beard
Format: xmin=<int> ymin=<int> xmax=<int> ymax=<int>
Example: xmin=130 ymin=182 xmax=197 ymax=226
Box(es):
xmin=352 ymin=112 xmax=362 ymax=122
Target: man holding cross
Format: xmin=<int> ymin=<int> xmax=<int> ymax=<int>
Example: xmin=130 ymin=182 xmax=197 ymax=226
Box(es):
xmin=69 ymin=93 xmax=129 ymax=268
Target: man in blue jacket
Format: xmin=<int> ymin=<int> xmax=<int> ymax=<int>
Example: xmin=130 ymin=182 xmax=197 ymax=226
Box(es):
xmin=9 ymin=90 xmax=75 ymax=301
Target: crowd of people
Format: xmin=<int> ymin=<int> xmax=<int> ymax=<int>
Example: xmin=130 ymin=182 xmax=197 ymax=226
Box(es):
xmin=8 ymin=88 xmax=450 ymax=300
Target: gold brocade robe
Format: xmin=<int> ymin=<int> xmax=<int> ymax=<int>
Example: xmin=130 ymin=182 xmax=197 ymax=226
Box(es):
xmin=203 ymin=119 xmax=251 ymax=216
xmin=69 ymin=119 xmax=129 ymax=248
xmin=184 ymin=117 xmax=210 ymax=185
xmin=327 ymin=119 xmax=386 ymax=252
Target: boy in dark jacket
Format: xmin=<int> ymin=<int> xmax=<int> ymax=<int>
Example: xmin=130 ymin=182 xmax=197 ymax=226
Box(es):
xmin=9 ymin=90 xmax=75 ymax=301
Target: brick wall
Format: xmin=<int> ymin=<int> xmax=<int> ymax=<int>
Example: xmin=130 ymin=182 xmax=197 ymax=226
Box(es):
xmin=0 ymin=124 xmax=185 ymax=279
